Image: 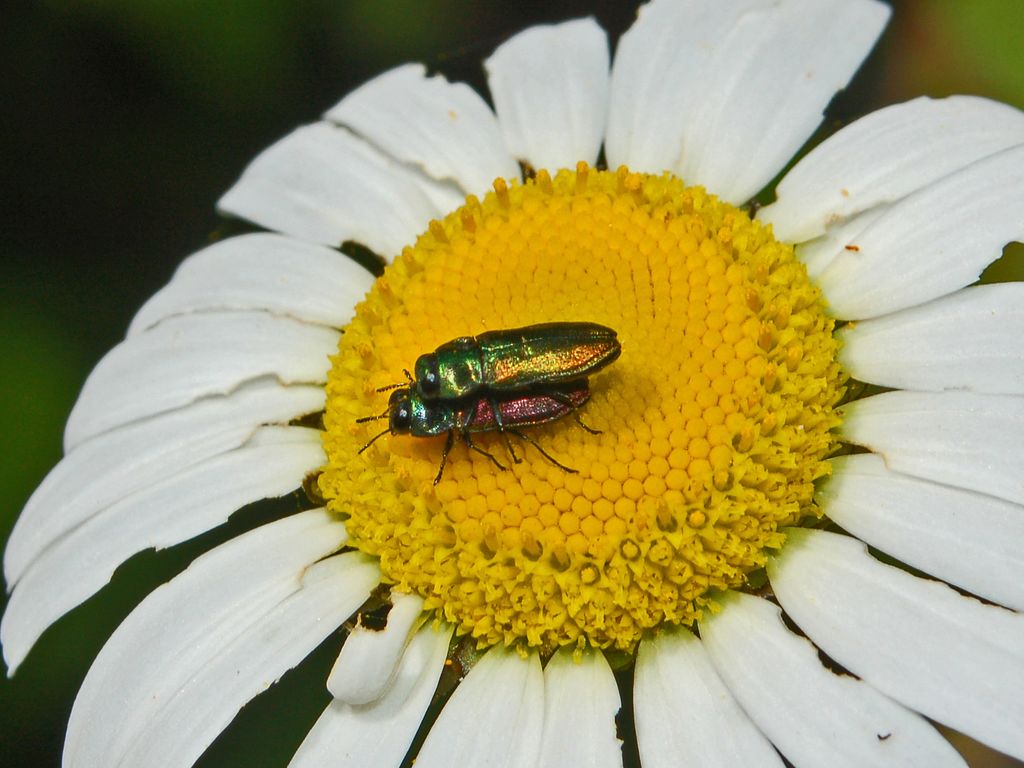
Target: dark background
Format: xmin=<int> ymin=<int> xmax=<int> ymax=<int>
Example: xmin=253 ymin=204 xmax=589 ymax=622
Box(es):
xmin=2 ymin=1 xmax=1022 ymax=765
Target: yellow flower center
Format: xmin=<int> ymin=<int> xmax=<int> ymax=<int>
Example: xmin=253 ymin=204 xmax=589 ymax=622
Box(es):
xmin=320 ymin=163 xmax=844 ymax=652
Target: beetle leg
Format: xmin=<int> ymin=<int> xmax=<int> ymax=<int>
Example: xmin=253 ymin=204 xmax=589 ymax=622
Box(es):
xmin=433 ymin=431 xmax=456 ymax=485
xmin=455 ymin=401 xmax=513 ymax=470
xmin=506 ymin=429 xmax=578 ymax=474
xmin=502 ymin=433 xmax=521 ymax=464
xmin=489 ymin=397 xmax=522 ymax=464
xmin=548 ymin=390 xmax=602 ymax=435
xmin=463 ymin=431 xmax=508 ymax=472
xmin=573 ymin=413 xmax=602 ymax=435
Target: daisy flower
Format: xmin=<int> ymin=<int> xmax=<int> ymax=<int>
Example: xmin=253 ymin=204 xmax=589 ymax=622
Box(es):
xmin=4 ymin=1 xmax=1024 ymax=766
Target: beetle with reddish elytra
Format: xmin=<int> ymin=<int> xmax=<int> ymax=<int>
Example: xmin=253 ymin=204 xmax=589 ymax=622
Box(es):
xmin=358 ymin=379 xmax=600 ymax=484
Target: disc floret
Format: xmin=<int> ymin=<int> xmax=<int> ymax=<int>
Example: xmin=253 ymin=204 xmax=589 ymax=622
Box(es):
xmin=321 ymin=164 xmax=844 ymax=652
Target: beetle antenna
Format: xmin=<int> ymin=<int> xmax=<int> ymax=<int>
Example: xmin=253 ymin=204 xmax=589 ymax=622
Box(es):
xmin=375 ymin=369 xmax=415 ymax=393
xmin=358 ymin=427 xmax=391 ymax=454
xmin=355 ymin=408 xmax=389 ymax=423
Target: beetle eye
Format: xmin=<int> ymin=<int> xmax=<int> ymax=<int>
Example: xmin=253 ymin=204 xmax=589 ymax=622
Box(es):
xmin=390 ymin=402 xmax=411 ymax=432
xmin=419 ymin=360 xmax=441 ymax=397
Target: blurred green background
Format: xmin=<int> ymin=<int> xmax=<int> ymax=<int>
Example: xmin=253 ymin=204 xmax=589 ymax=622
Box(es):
xmin=1 ymin=1 xmax=1021 ymax=766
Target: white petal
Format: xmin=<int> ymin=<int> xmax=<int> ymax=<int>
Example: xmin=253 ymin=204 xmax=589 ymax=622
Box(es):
xmin=485 ymin=18 xmax=609 ymax=171
xmin=538 ymin=648 xmax=622 ymax=768
xmin=65 ymin=311 xmax=339 ymax=450
xmin=841 ymin=391 xmax=1024 ymax=506
xmin=823 ymin=454 xmax=1024 ymax=611
xmin=325 ymin=63 xmax=518 ymax=199
xmin=290 ymin=623 xmax=453 ymax=768
xmin=415 ymin=647 xmax=544 ymax=768
xmin=328 ymin=591 xmax=425 ymax=705
xmin=607 ymin=0 xmax=767 ymax=176
xmin=63 ymin=509 xmax=353 ymax=768
xmin=128 ymin=233 xmax=374 ymax=335
xmin=769 ymin=528 xmax=1024 ymax=760
xmin=5 ymin=379 xmax=323 ymax=585
xmin=838 ymin=284 xmax=1024 ymax=395
xmin=606 ymin=0 xmax=889 ymax=204
xmin=760 ymin=96 xmax=1024 ymax=243
xmin=602 ymin=0 xmax=749 ymax=175
xmin=677 ymin=0 xmax=890 ymax=204
xmin=701 ymin=592 xmax=966 ymax=768
xmin=118 ymin=552 xmax=378 ymax=768
xmin=795 ymin=206 xmax=885 ymax=278
xmin=816 ymin=144 xmax=1024 ymax=319
xmin=409 ymin=174 xmax=466 ymax=217
xmin=217 ymin=122 xmax=442 ymax=257
xmin=634 ymin=631 xmax=781 ymax=768
xmin=2 ymin=427 xmax=324 ymax=672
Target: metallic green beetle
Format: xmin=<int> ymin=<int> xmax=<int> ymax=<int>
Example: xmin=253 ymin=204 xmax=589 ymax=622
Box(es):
xmin=359 ymin=380 xmax=593 ymax=484
xmin=402 ymin=322 xmax=620 ymax=401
